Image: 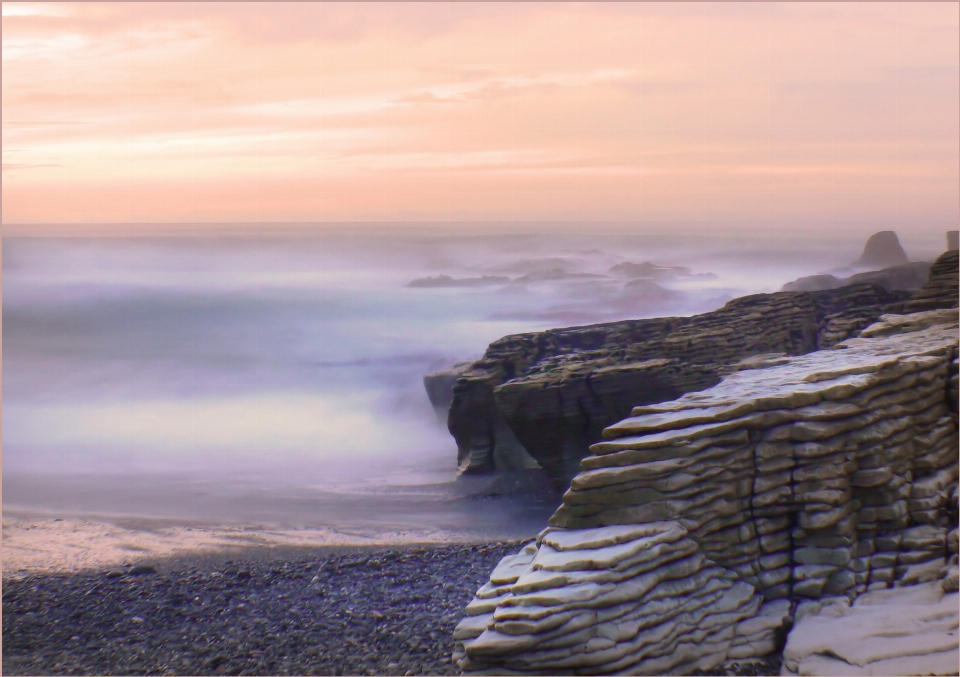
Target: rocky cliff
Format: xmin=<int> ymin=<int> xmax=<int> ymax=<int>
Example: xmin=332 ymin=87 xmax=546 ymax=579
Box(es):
xmin=454 ymin=308 xmax=959 ymax=675
xmin=898 ymin=249 xmax=959 ymax=314
xmin=424 ymin=361 xmax=475 ymax=420
xmin=448 ymin=284 xmax=910 ymax=489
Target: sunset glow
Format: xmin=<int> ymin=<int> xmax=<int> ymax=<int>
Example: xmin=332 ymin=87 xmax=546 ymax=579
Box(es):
xmin=2 ymin=2 xmax=958 ymax=228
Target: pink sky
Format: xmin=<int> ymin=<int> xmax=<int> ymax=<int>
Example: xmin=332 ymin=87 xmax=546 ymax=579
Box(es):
xmin=2 ymin=2 xmax=958 ymax=229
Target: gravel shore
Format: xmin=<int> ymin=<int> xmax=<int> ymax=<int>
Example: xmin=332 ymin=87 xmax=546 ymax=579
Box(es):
xmin=3 ymin=541 xmax=526 ymax=676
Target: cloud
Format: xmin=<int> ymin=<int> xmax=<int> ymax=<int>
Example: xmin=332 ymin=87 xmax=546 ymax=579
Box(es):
xmin=1 ymin=2 xmax=957 ymax=224
xmin=0 ymin=3 xmax=541 ymax=47
xmin=2 ymin=163 xmax=61 ymax=173
xmin=1 ymin=3 xmax=71 ymax=18
xmin=2 ymin=120 xmax=89 ymax=127
xmin=359 ymin=70 xmax=632 ymax=112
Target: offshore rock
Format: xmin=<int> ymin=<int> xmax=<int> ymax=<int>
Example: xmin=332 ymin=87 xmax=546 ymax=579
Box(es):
xmin=409 ymin=275 xmax=511 ymax=288
xmin=455 ymin=310 xmax=958 ymax=675
xmin=622 ymin=278 xmax=682 ymax=304
xmin=448 ymin=284 xmax=908 ymax=484
xmin=609 ymin=262 xmax=716 ymax=282
xmin=851 ymin=231 xmax=909 ymax=269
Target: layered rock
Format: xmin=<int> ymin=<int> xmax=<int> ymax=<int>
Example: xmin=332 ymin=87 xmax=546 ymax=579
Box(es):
xmin=558 ymin=309 xmax=958 ymax=597
xmin=781 ymin=580 xmax=958 ymax=676
xmin=425 ymin=362 xmax=475 ymax=419
xmin=453 ymin=522 xmax=790 ymax=676
xmin=425 ymin=363 xmax=547 ymax=470
xmin=455 ymin=309 xmax=958 ymax=675
xmin=449 ymin=284 xmax=909 ymax=487
xmin=898 ymin=250 xmax=959 ymax=314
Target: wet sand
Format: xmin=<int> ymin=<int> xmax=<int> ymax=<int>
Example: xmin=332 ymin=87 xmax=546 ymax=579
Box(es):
xmin=2 ymin=514 xmax=782 ymax=677
xmin=1 ymin=511 xmax=506 ymax=576
xmin=2 ymin=473 xmax=560 ymax=675
xmin=2 ymin=470 xmax=560 ymax=576
xmin=1 ymin=493 xmax=549 ymax=675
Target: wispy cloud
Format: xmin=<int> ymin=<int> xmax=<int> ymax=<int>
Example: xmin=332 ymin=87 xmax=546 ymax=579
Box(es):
xmin=1 ymin=2 xmax=71 ymax=17
xmin=2 ymin=163 xmax=62 ymax=173
xmin=728 ymin=165 xmax=867 ymax=176
xmin=2 ymin=2 xmax=957 ymax=225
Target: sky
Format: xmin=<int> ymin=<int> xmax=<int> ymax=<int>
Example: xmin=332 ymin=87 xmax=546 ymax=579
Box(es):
xmin=2 ymin=2 xmax=959 ymax=230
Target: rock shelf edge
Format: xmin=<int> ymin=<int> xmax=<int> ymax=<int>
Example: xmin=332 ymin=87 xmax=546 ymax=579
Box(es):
xmin=454 ymin=307 xmax=959 ymax=676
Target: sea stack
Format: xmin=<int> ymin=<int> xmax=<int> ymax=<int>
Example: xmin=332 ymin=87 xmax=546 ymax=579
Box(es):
xmin=851 ymin=231 xmax=909 ymax=269
xmin=948 ymin=230 xmax=958 ymax=252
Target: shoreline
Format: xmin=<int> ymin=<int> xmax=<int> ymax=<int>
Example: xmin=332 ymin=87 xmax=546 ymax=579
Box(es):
xmin=2 ymin=511 xmax=537 ymax=579
xmin=2 ymin=531 xmax=783 ymax=677
xmin=2 ymin=470 xmax=560 ymax=578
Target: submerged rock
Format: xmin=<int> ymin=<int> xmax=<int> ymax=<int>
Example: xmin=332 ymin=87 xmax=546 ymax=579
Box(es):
xmin=513 ymin=270 xmax=603 ymax=283
xmin=622 ymin=278 xmax=682 ymax=303
xmin=408 ymin=275 xmax=511 ymax=288
xmin=609 ymin=261 xmax=717 ymax=282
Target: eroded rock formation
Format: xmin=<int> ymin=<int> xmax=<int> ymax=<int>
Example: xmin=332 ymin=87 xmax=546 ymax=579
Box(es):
xmin=425 ymin=361 xmax=475 ymax=420
xmin=851 ymin=231 xmax=909 ymax=269
xmin=781 ymin=580 xmax=958 ymax=676
xmin=898 ymin=250 xmax=959 ymax=314
xmin=448 ymin=284 xmax=909 ymax=488
xmin=454 ymin=308 xmax=959 ymax=675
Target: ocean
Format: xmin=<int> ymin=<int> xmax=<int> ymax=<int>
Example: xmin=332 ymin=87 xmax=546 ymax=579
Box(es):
xmin=2 ymin=223 xmax=947 ymax=533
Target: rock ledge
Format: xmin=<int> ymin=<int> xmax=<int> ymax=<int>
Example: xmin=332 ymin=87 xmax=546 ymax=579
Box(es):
xmin=455 ymin=309 xmax=959 ymax=675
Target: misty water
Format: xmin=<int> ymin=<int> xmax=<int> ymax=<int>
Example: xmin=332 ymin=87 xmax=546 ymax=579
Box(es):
xmin=2 ymin=224 xmax=947 ymax=533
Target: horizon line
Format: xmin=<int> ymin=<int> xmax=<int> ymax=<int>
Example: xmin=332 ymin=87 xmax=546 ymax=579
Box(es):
xmin=4 ymin=220 xmax=958 ymax=247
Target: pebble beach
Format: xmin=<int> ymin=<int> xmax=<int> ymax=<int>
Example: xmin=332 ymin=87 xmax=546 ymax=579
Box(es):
xmin=3 ymin=539 xmax=527 ymax=676
xmin=1 ymin=515 xmax=786 ymax=677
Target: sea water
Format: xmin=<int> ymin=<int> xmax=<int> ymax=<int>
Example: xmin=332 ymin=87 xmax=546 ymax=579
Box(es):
xmin=1 ymin=223 xmax=946 ymax=531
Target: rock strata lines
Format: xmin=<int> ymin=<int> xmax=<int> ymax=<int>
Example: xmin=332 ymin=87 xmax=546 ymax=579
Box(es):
xmin=781 ymin=580 xmax=959 ymax=676
xmin=448 ymin=284 xmax=909 ymax=487
xmin=899 ymin=250 xmax=959 ymax=315
xmin=455 ymin=308 xmax=959 ymax=675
